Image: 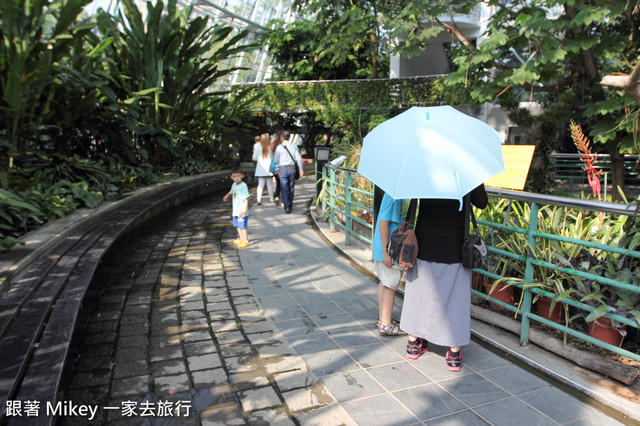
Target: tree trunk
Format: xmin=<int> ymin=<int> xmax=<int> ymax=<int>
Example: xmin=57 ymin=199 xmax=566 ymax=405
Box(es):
xmin=370 ymin=33 xmax=377 ymax=79
xmin=606 ymin=139 xmax=626 ymax=202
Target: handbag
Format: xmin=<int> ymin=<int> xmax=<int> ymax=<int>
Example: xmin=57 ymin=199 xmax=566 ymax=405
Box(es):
xmin=282 ymin=143 xmax=300 ymax=180
xmin=386 ymin=199 xmax=418 ymax=268
xmin=269 ymin=159 xmax=278 ymax=174
xmin=461 ymin=194 xmax=488 ymax=269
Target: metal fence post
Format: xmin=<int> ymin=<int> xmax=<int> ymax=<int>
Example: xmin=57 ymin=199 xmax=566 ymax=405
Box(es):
xmin=345 ymin=172 xmax=352 ymax=246
xmin=321 ymin=165 xmax=328 ymax=218
xmin=520 ymin=202 xmax=539 ymax=346
xmin=329 ymin=168 xmax=336 ymax=232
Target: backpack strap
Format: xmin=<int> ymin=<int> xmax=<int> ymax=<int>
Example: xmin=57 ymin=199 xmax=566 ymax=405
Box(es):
xmin=282 ymin=143 xmax=296 ymax=164
xmin=464 ymin=193 xmax=479 ymax=238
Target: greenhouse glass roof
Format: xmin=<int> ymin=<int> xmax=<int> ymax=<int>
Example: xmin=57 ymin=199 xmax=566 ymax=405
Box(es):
xmin=179 ymin=0 xmax=296 ymax=87
xmin=85 ymin=0 xmax=294 ymax=87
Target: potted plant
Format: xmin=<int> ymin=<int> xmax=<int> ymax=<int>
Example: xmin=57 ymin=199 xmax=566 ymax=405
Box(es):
xmin=473 ymin=199 xmax=514 ymax=309
xmin=574 ymin=277 xmax=628 ymax=347
xmin=489 ymin=204 xmax=582 ymax=321
xmin=472 ymin=251 xmax=509 ymax=308
xmin=490 ymin=250 xmax=576 ymax=322
xmin=570 ymin=201 xmax=640 ymax=347
xmin=574 ymin=252 xmax=640 ymax=347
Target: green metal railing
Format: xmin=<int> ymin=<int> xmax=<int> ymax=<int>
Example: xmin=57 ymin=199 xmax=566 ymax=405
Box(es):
xmin=549 ymin=153 xmax=640 ymax=186
xmin=319 ymin=165 xmax=374 ymax=246
xmin=316 ymin=164 xmax=640 ymax=362
xmin=474 ymin=189 xmax=640 ymax=362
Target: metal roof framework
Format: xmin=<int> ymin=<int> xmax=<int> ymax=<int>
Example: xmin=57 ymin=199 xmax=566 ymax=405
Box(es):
xmin=178 ymin=0 xmax=296 ymax=88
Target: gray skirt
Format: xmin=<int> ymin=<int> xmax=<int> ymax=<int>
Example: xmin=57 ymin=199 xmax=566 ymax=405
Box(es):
xmin=400 ymin=259 xmax=471 ymax=347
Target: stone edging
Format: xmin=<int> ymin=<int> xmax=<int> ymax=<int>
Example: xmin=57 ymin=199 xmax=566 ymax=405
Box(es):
xmin=0 ymin=169 xmax=255 ymax=294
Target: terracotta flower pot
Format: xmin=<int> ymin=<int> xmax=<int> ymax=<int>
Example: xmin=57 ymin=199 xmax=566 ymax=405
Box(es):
xmin=536 ymin=296 xmax=565 ymax=323
xmin=472 ymin=272 xmax=487 ymax=292
xmin=588 ymin=317 xmax=627 ymax=347
xmin=484 ymin=281 xmax=514 ymax=311
xmin=471 ymin=272 xmax=488 ymax=304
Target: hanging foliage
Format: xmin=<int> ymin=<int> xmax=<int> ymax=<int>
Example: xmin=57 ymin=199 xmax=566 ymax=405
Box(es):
xmin=233 ymin=76 xmax=471 ymax=151
xmin=242 ymin=76 xmax=464 ymax=112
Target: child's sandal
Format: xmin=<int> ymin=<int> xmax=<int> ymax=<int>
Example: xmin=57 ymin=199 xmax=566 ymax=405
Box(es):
xmin=375 ymin=318 xmax=400 ymax=328
xmin=378 ymin=323 xmax=405 ymax=336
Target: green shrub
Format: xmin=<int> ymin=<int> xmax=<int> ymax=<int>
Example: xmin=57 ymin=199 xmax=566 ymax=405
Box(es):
xmin=159 ymin=158 xmax=221 ymax=176
xmin=0 ymin=178 xmax=106 ymax=254
xmin=108 ymin=162 xmax=159 ymax=193
xmin=18 ymin=153 xmax=118 ymax=198
xmin=0 ymin=189 xmax=45 ymax=252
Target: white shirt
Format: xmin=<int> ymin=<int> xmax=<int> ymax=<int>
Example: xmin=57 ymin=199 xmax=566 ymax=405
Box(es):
xmin=252 ymin=143 xmax=272 ymax=177
xmin=274 ymin=140 xmax=303 ymax=170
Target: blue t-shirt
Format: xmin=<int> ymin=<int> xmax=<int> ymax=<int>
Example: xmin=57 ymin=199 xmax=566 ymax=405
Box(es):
xmin=372 ymin=194 xmax=408 ymax=262
xmin=231 ymin=182 xmax=249 ymax=217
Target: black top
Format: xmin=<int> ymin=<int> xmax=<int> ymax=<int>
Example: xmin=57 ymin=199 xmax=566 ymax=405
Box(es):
xmin=415 ymin=184 xmax=488 ymax=264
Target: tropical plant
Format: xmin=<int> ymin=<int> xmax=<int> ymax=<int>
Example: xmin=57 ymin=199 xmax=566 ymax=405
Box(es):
xmin=491 ymin=203 xmax=585 ymax=322
xmin=265 ymin=0 xmax=392 ymax=80
xmin=475 ymin=196 xmax=512 ymax=253
xmin=93 ymin=0 xmax=259 ymax=172
xmin=485 ymin=197 xmax=640 ymax=335
xmin=0 ymin=0 xmax=94 ymax=161
xmin=0 ymin=189 xmax=44 ymax=251
xmin=0 ymin=0 xmax=263 ymax=253
xmin=573 ymin=261 xmax=640 ymax=329
xmin=0 ymin=178 xmax=105 ymax=253
xmin=572 ymin=199 xmax=640 ymax=328
xmin=14 ymin=153 xmax=117 ymax=197
xmin=438 ymin=0 xmax=640 ymax=199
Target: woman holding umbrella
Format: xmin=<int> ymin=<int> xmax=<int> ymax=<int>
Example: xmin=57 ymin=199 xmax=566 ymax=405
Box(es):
xmin=400 ymin=184 xmax=488 ymax=371
xmin=357 ymin=106 xmax=503 ymax=371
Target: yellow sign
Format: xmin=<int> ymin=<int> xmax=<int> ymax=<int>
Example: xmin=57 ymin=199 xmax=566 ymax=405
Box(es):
xmin=485 ymin=145 xmax=535 ymax=190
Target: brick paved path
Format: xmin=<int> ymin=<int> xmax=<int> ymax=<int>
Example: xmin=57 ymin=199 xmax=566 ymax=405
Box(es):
xmin=60 ymin=188 xmax=351 ymax=425
xmin=59 ymin=180 xmax=625 ymax=425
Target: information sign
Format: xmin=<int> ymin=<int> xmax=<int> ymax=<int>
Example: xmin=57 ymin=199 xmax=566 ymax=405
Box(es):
xmin=485 ymin=145 xmax=536 ymax=190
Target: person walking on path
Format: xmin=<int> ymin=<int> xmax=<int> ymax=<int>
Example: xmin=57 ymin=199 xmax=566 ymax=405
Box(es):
xmin=223 ymin=168 xmax=251 ymax=247
xmin=270 ymin=131 xmax=283 ymax=204
xmin=273 ymin=130 xmax=304 ymax=214
xmin=373 ymin=192 xmax=409 ymax=336
xmin=252 ymin=133 xmax=275 ymax=205
xmin=400 ymin=184 xmax=488 ymax=371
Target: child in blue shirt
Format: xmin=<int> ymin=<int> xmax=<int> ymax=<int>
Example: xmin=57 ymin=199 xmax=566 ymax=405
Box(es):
xmin=373 ymin=192 xmax=408 ymax=335
xmin=223 ymin=168 xmax=250 ymax=248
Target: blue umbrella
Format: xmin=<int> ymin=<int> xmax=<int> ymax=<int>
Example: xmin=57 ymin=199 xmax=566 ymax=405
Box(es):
xmin=357 ymin=106 xmax=505 ymax=208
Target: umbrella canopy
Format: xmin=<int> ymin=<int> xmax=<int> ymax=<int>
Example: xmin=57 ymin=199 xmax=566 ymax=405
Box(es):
xmin=357 ymin=106 xmax=505 ymax=205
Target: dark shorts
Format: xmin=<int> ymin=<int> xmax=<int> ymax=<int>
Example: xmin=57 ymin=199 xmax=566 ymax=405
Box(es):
xmin=233 ymin=216 xmax=248 ymax=229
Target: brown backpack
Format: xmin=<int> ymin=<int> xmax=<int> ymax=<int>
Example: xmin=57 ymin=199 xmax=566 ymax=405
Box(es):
xmin=386 ymin=199 xmax=418 ymax=268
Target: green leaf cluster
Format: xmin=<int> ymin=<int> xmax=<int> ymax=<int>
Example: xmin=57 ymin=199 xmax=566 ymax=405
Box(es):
xmin=265 ymin=0 xmax=393 ymax=80
xmin=480 ymin=196 xmax=640 ymax=329
xmin=443 ymin=0 xmax=640 ymax=151
xmin=90 ymin=0 xmax=260 ymax=171
xmin=0 ymin=0 xmax=260 ymax=253
xmin=250 ymin=76 xmax=456 ymax=112
xmin=234 ymin=76 xmax=471 ymax=152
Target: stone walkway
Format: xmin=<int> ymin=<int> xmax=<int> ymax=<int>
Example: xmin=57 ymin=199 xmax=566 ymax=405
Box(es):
xmin=59 ymin=178 xmax=630 ymax=425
